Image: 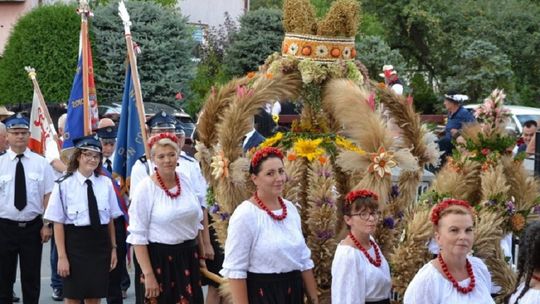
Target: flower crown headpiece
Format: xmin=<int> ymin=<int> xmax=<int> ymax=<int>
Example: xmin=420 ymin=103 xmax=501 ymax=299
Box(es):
xmin=345 ymin=189 xmax=378 ymax=205
xmin=251 ymin=147 xmax=284 ymax=168
xmin=430 ymin=199 xmax=473 ymax=225
xmin=148 ymin=132 xmax=177 ymax=148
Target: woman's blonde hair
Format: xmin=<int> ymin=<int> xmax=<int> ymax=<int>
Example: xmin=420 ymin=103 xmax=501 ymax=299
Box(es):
xmin=150 ymin=137 xmax=179 ymax=159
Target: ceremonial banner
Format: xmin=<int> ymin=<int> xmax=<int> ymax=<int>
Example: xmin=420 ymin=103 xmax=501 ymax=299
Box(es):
xmin=27 ymin=68 xmax=60 ymax=157
xmin=113 ymin=65 xmax=145 ymax=194
xmin=63 ymin=11 xmax=99 ymax=150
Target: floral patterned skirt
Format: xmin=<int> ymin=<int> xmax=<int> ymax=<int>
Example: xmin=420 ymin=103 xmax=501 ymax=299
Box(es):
xmin=247 ymin=270 xmax=304 ymax=304
xmin=143 ymin=240 xmax=204 ymax=304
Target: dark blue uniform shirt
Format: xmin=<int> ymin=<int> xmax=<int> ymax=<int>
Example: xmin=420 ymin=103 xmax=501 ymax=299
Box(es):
xmin=444 ymin=106 xmax=476 ymax=140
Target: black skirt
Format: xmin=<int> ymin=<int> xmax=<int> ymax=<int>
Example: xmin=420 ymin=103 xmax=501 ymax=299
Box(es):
xmin=63 ymin=224 xmax=111 ymax=299
xmin=201 ymin=217 xmax=224 ymax=288
xmin=247 ymin=271 xmax=304 ymax=304
xmin=366 ymin=300 xmax=391 ymax=304
xmin=142 ymin=240 xmax=204 ymax=304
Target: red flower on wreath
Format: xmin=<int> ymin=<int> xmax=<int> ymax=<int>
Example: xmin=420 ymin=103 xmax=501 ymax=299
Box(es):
xmin=148 ymin=133 xmax=177 ymax=148
xmin=251 ymin=147 xmax=284 ymax=168
xmin=431 ymin=199 xmax=473 ymax=225
xmin=345 ymin=189 xmax=378 ymax=205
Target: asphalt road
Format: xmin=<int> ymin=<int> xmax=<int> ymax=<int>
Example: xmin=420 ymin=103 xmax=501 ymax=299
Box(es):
xmin=13 ymin=241 xmax=137 ymax=304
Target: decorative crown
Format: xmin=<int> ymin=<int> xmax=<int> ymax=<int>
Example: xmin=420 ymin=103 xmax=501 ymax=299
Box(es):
xmin=148 ymin=132 xmax=177 ymax=148
xmin=281 ymin=0 xmax=360 ymax=62
xmin=251 ymin=147 xmax=284 ymax=168
xmin=430 ymin=199 xmax=473 ymax=225
xmin=345 ymin=189 xmax=378 ymax=204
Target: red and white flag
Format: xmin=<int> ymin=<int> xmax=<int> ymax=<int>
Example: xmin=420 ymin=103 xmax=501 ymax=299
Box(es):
xmin=27 ymin=70 xmax=60 ymax=158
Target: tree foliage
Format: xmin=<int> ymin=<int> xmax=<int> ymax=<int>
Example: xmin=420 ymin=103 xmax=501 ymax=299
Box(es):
xmin=187 ymin=14 xmax=237 ymax=116
xmin=92 ymin=1 xmax=196 ymax=105
xmin=355 ymin=35 xmax=406 ymax=81
xmin=445 ymin=40 xmax=514 ymax=103
xmin=0 ymin=4 xmax=80 ymax=104
xmin=223 ymin=8 xmax=284 ymax=77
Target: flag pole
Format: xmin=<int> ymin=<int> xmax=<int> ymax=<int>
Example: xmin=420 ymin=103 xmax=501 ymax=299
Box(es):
xmin=24 ymin=67 xmax=61 ymax=151
xmin=79 ymin=0 xmax=91 ymax=135
xmin=118 ymin=0 xmax=150 ymax=159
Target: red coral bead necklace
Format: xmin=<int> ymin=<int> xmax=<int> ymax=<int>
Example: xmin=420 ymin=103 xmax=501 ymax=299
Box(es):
xmin=438 ymin=254 xmax=476 ymax=294
xmin=533 ymin=273 xmax=540 ymax=282
xmin=254 ymin=191 xmax=287 ymax=221
xmin=156 ymin=170 xmax=181 ymax=199
xmin=348 ymin=232 xmax=382 ymax=267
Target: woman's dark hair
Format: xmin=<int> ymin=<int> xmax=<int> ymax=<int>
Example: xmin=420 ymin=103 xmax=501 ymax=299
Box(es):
xmin=249 ymin=147 xmax=284 ymax=175
xmin=507 ymin=221 xmax=540 ymax=304
xmin=342 ymin=197 xmax=379 ymax=216
xmin=66 ymin=148 xmax=103 ymax=177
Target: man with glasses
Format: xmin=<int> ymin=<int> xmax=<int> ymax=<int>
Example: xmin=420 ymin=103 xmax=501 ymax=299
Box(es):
xmin=0 ymin=113 xmax=54 ymax=304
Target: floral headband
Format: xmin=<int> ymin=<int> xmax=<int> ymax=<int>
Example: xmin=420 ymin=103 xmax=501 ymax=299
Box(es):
xmin=148 ymin=132 xmax=177 ymax=148
xmin=345 ymin=189 xmax=378 ymax=205
xmin=251 ymin=147 xmax=284 ymax=168
xmin=430 ymin=199 xmax=473 ymax=225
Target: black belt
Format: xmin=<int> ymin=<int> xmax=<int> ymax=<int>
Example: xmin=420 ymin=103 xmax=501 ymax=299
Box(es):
xmin=0 ymin=216 xmax=41 ymax=228
xmin=366 ymin=299 xmax=390 ymax=304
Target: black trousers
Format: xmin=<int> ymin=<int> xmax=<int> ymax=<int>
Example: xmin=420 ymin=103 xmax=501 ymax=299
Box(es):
xmin=0 ymin=217 xmax=43 ymax=304
xmin=107 ymin=217 xmax=127 ymax=304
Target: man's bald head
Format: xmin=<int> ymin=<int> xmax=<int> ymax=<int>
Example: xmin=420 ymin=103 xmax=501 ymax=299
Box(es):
xmin=98 ymin=118 xmax=115 ymax=128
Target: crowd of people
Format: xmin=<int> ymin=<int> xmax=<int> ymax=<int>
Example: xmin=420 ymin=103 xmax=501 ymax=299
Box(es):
xmin=0 ymin=101 xmax=539 ymax=304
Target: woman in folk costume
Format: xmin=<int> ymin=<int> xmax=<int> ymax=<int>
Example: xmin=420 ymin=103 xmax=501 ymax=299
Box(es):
xmin=127 ymin=133 xmax=205 ymax=304
xmin=331 ymin=189 xmax=391 ymax=304
xmin=507 ymin=221 xmax=540 ymax=304
xmin=404 ymin=199 xmax=495 ymax=304
xmin=220 ymin=147 xmax=319 ymax=304
xmin=44 ymin=134 xmax=123 ymax=303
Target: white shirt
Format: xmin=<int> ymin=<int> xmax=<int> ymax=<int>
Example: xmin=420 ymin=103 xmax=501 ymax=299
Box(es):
xmin=242 ymin=129 xmax=256 ymax=149
xmin=508 ymin=283 xmax=540 ymax=304
xmin=127 ymin=174 xmax=203 ymax=245
xmin=403 ymin=256 xmax=495 ymax=304
xmin=130 ymin=154 xmax=207 ymax=208
xmin=103 ymin=153 xmax=115 ymax=171
xmin=331 ymin=242 xmax=392 ymax=303
xmin=45 ymin=139 xmax=63 ymax=180
xmin=220 ymin=199 xmax=314 ymax=279
xmin=0 ymin=148 xmax=54 ymax=221
xmin=179 ymin=152 xmax=208 ymax=208
xmin=44 ymin=171 xmax=123 ymax=226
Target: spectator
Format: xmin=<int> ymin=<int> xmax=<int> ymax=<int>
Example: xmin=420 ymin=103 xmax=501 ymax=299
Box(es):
xmin=438 ymin=92 xmax=475 ymax=162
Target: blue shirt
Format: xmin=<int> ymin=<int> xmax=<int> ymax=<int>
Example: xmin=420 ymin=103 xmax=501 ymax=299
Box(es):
xmin=444 ymin=106 xmax=475 ymax=140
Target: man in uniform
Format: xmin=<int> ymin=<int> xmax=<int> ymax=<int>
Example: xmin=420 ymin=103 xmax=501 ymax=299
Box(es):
xmin=0 ymin=113 xmax=54 ymax=304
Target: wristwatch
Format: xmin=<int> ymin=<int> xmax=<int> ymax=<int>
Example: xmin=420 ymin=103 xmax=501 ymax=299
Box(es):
xmin=43 ymin=219 xmax=53 ymax=228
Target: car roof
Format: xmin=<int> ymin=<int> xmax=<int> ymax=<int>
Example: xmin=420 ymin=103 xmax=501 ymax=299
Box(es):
xmin=99 ymin=102 xmax=190 ymax=118
xmin=464 ymin=104 xmax=540 ymax=115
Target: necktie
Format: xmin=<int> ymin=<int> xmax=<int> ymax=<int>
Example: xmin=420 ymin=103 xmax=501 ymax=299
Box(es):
xmin=14 ymin=154 xmax=27 ymax=211
xmin=85 ymin=179 xmax=100 ymax=229
xmin=105 ymin=159 xmax=112 ymax=173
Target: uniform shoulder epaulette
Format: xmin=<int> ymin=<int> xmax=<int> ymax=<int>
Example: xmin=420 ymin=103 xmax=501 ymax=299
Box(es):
xmin=180 ymin=154 xmax=195 ymax=162
xmin=55 ymin=172 xmax=73 ymax=184
xmin=138 ymin=155 xmax=147 ymax=163
xmin=0 ymin=150 xmax=6 ymax=156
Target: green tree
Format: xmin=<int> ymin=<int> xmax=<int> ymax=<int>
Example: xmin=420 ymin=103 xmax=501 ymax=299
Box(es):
xmin=250 ymin=0 xmax=283 ymax=10
xmin=409 ymin=73 xmax=437 ymax=114
xmin=92 ymin=1 xmax=196 ymax=105
xmin=0 ymin=4 xmax=80 ymax=104
xmin=445 ymin=40 xmax=514 ymax=103
xmin=355 ymin=35 xmax=406 ymax=80
xmin=223 ymin=8 xmax=284 ymax=77
xmin=188 ymin=14 xmax=237 ymax=116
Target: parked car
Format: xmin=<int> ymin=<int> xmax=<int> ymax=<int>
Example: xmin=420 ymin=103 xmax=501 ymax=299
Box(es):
xmin=464 ymin=104 xmax=540 ymax=135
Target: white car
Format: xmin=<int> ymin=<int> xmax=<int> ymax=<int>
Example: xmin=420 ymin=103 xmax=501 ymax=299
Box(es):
xmin=464 ymin=104 xmax=540 ymax=135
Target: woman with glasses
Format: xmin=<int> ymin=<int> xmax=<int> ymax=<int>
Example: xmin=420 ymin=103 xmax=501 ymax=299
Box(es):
xmin=44 ymin=135 xmax=123 ymax=304
xmin=220 ymin=147 xmax=319 ymax=304
xmin=331 ymin=189 xmax=391 ymax=304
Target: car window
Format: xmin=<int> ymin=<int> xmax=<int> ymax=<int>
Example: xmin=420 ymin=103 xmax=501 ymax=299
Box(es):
xmin=516 ymin=114 xmax=540 ymax=126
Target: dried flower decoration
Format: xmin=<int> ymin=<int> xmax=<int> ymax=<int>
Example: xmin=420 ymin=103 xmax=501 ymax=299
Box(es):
xmin=251 ymin=147 xmax=284 ymax=169
xmin=148 ymin=133 xmax=177 ymax=148
xmin=210 ymin=150 xmax=229 ymax=180
xmin=368 ymin=147 xmax=397 ymax=178
xmin=430 ymin=199 xmax=473 ymax=225
xmin=345 ymin=189 xmax=378 ymax=205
